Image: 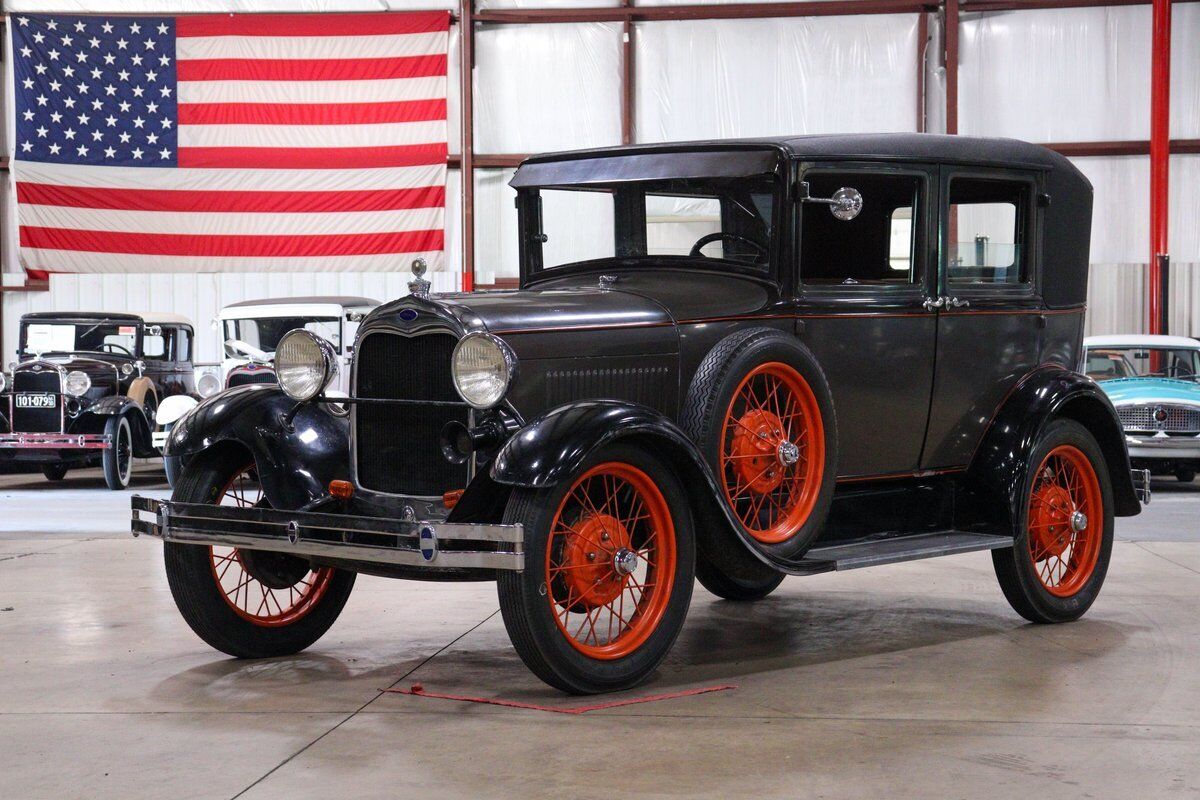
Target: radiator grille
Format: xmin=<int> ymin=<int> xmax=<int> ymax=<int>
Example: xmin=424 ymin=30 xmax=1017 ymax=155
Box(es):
xmin=12 ymin=368 xmax=61 ymax=433
xmin=227 ymin=370 xmax=277 ymax=388
xmin=353 ymin=331 xmax=469 ymax=496
xmin=1117 ymin=404 xmax=1200 ymax=434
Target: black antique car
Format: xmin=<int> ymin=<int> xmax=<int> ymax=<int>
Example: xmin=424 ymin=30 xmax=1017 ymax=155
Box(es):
xmin=2 ymin=311 xmax=196 ymax=489
xmin=133 ymin=134 xmax=1147 ymax=694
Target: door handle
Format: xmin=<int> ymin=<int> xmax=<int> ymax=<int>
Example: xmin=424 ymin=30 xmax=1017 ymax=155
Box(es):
xmin=922 ymin=296 xmax=945 ymax=312
xmin=946 ymin=297 xmax=970 ymax=309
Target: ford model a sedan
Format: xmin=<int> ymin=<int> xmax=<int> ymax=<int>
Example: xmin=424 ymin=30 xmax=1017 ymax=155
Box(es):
xmin=2 ymin=311 xmax=195 ymax=489
xmin=133 ymin=134 xmax=1145 ymax=694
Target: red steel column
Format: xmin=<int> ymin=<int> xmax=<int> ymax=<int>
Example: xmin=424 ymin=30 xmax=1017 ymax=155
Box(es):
xmin=460 ymin=0 xmax=476 ymax=292
xmin=1148 ymin=0 xmax=1171 ymax=334
xmin=944 ymin=0 xmax=959 ymax=135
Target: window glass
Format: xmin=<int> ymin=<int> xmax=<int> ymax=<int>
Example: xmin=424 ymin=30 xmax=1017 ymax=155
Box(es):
xmin=1085 ymin=347 xmax=1200 ymax=381
xmin=947 ymin=178 xmax=1027 ymax=285
xmin=175 ymin=329 xmax=191 ymax=362
xmin=143 ymin=327 xmax=175 ymax=360
xmin=223 ymin=317 xmax=341 ymax=357
xmin=539 ymin=189 xmax=615 ymax=269
xmin=646 ymin=195 xmax=721 ymax=257
xmin=23 ymin=320 xmax=139 ymax=356
xmin=800 ymin=172 xmax=921 ymax=285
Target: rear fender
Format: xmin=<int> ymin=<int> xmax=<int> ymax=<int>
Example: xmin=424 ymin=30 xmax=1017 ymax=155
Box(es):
xmin=165 ymin=384 xmax=350 ymax=511
xmin=968 ymin=367 xmax=1140 ymax=524
xmin=490 ymin=400 xmax=791 ymax=573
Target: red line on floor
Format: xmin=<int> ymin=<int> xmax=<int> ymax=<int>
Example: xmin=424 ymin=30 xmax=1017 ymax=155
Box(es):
xmin=383 ymin=683 xmax=737 ymax=714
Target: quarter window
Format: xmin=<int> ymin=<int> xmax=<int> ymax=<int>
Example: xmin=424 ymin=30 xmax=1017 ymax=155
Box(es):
xmin=947 ymin=178 xmax=1028 ymax=285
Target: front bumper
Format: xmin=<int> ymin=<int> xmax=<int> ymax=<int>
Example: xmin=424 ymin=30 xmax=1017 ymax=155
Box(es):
xmin=0 ymin=432 xmax=111 ymax=450
xmin=1125 ymin=433 xmax=1200 ymax=462
xmin=130 ymin=496 xmax=525 ymax=572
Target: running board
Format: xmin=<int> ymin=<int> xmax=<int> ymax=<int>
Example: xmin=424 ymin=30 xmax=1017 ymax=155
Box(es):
xmin=794 ymin=531 xmax=1014 ymax=573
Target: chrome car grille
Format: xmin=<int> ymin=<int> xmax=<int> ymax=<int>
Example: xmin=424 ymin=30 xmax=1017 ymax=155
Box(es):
xmin=226 ymin=369 xmax=277 ymax=388
xmin=11 ymin=368 xmax=62 ymax=433
xmin=352 ymin=330 xmax=469 ymax=497
xmin=1117 ymin=404 xmax=1200 ymax=434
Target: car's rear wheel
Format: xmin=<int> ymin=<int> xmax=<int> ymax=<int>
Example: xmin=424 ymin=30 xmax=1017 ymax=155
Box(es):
xmin=41 ymin=463 xmax=68 ymax=481
xmin=164 ymin=447 xmax=355 ymax=658
xmin=497 ymin=442 xmax=695 ymax=694
xmin=993 ymin=418 xmax=1114 ymax=623
xmin=696 ymin=554 xmax=784 ymax=601
xmin=1175 ymin=468 xmax=1196 ymax=483
xmin=102 ymin=415 xmax=132 ymax=490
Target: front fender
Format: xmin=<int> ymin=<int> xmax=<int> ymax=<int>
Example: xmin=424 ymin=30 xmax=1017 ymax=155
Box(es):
xmin=969 ymin=366 xmax=1140 ymax=525
xmin=89 ymin=396 xmax=153 ymax=455
xmin=490 ymin=400 xmax=792 ymax=572
xmin=166 ymin=385 xmax=349 ymax=511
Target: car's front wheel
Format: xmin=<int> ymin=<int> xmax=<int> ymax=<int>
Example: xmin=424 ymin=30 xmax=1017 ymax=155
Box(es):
xmin=497 ymin=442 xmax=695 ymax=694
xmin=164 ymin=446 xmax=355 ymax=658
xmin=102 ymin=415 xmax=132 ymax=490
xmin=41 ymin=463 xmax=69 ymax=481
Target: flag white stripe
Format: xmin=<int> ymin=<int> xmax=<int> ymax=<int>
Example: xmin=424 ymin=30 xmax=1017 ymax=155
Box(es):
xmin=176 ymin=32 xmax=448 ymax=62
xmin=177 ymin=77 xmax=446 ymax=105
xmin=19 ymin=248 xmax=447 ymax=274
xmin=13 ymin=161 xmax=447 ymax=192
xmin=20 ymin=205 xmax=444 ymax=237
xmin=176 ymin=121 xmax=447 ymax=149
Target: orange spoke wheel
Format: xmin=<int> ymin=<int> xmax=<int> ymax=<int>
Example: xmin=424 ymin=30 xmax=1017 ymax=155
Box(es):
xmin=1026 ymin=445 xmax=1103 ymax=597
xmin=720 ymin=362 xmax=824 ymax=544
xmin=545 ymin=462 xmax=677 ymax=660
xmin=210 ymin=465 xmax=334 ymax=627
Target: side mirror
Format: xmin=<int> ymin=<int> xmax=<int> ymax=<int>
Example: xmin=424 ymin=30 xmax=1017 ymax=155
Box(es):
xmin=798 ymin=182 xmax=864 ymax=221
xmin=147 ymin=325 xmax=163 ymax=336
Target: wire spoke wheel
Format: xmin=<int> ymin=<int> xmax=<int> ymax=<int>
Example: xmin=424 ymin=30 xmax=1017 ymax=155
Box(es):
xmin=545 ymin=462 xmax=677 ymax=660
xmin=719 ymin=362 xmax=825 ymax=543
xmin=209 ymin=465 xmax=334 ymax=627
xmin=1026 ymin=445 xmax=1103 ymax=598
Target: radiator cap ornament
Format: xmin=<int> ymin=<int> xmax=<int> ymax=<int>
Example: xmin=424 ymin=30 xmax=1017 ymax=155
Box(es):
xmin=408 ymin=258 xmax=432 ymax=299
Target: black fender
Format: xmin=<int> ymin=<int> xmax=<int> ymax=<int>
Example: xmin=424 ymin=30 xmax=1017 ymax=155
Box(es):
xmin=968 ymin=366 xmax=1140 ymax=525
xmin=165 ymin=384 xmax=350 ymax=511
xmin=490 ymin=400 xmax=797 ymax=573
xmin=89 ymin=396 xmax=155 ymax=457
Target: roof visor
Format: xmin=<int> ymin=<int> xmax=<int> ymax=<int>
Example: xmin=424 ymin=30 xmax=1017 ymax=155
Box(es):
xmin=510 ymin=148 xmax=782 ymax=189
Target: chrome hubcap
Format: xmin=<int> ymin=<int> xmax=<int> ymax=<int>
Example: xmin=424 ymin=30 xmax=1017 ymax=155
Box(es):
xmin=1070 ymin=510 xmax=1088 ymax=532
xmin=612 ymin=547 xmax=639 ymax=576
xmin=777 ymin=440 xmax=800 ymax=466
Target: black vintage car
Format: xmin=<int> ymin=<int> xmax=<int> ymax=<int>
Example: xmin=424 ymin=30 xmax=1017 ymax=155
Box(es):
xmin=133 ymin=134 xmax=1147 ymax=693
xmin=2 ymin=311 xmax=196 ymax=489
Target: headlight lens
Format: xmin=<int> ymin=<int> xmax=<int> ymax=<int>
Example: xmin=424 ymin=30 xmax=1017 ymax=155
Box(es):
xmin=197 ymin=372 xmax=221 ymax=398
xmin=451 ymin=333 xmax=515 ymax=409
xmin=276 ymin=330 xmax=337 ymax=401
xmin=121 ymin=363 xmax=134 ymax=376
xmin=64 ymin=370 xmax=91 ymax=397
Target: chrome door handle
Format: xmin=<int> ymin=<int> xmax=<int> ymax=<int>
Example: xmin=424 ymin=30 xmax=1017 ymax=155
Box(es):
xmin=947 ymin=297 xmax=970 ymax=309
xmin=922 ymin=296 xmax=945 ymax=312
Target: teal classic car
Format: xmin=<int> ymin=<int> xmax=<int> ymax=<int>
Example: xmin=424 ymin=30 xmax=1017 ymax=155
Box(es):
xmin=1083 ymin=335 xmax=1200 ymax=483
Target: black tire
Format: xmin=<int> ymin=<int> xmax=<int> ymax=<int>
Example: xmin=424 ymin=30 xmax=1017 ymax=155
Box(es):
xmin=1175 ymin=469 xmax=1196 ymax=483
xmin=162 ymin=424 xmax=182 ymax=488
xmin=696 ymin=553 xmax=784 ymax=601
xmin=992 ymin=418 xmax=1114 ymax=624
xmin=41 ymin=463 xmax=69 ymax=481
xmin=680 ymin=328 xmax=838 ymax=562
xmin=102 ymin=415 xmax=132 ymax=490
xmin=497 ymin=442 xmax=695 ymax=694
xmin=164 ymin=446 xmax=355 ymax=658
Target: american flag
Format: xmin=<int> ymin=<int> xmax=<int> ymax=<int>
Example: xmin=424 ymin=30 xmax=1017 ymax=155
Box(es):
xmin=11 ymin=12 xmax=449 ymax=275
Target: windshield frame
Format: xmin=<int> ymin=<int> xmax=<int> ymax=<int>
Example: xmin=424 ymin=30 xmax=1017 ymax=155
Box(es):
xmin=18 ymin=317 xmax=143 ymax=359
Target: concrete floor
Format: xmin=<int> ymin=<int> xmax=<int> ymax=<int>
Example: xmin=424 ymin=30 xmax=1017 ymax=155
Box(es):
xmin=2 ymin=463 xmax=1199 ymax=800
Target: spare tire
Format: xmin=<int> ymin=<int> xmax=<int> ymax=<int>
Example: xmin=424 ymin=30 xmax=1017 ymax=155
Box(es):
xmin=681 ymin=328 xmax=838 ymax=563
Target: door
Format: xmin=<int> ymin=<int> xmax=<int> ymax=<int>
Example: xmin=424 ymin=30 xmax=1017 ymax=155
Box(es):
xmin=793 ymin=163 xmax=939 ymax=479
xmin=922 ymin=168 xmax=1044 ymax=469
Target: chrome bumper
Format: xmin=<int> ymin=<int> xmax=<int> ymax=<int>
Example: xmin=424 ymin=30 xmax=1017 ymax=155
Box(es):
xmin=1132 ymin=468 xmax=1152 ymax=505
xmin=151 ymin=431 xmax=169 ymax=449
xmin=0 ymin=432 xmax=111 ymax=450
xmin=1125 ymin=433 xmax=1200 ymax=461
xmin=130 ymin=496 xmax=525 ymax=571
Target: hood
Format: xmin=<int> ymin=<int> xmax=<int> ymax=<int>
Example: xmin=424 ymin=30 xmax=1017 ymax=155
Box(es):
xmin=1099 ymin=377 xmax=1200 ymax=406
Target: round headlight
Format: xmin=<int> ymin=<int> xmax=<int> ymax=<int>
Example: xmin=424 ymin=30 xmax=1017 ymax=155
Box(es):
xmin=275 ymin=330 xmax=337 ymax=402
xmin=197 ymin=371 xmax=222 ymax=398
xmin=451 ymin=333 xmax=515 ymax=409
xmin=64 ymin=370 xmax=92 ymax=397
xmin=121 ymin=363 xmax=134 ymax=376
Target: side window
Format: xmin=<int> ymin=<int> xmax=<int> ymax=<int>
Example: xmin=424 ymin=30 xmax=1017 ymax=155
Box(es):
xmin=947 ymin=177 xmax=1028 ymax=285
xmin=800 ymin=172 xmax=921 ymax=285
xmin=175 ymin=328 xmax=191 ymax=362
xmin=538 ymin=188 xmax=615 ymax=269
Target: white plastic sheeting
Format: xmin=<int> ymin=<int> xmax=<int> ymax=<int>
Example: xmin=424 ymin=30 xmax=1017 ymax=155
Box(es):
xmin=474 ymin=22 xmax=623 ymax=153
xmin=635 ymin=15 xmax=920 ymax=143
xmin=959 ymin=5 xmax=1200 ymax=141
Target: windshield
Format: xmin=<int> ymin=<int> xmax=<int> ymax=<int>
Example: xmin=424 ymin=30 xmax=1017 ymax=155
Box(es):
xmin=21 ymin=320 xmax=140 ymax=357
xmin=223 ymin=317 xmax=341 ymax=357
xmin=1085 ymin=347 xmax=1200 ymax=382
xmin=524 ymin=174 xmax=777 ymax=274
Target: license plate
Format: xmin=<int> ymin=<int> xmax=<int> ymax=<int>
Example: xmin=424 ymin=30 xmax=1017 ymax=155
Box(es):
xmin=15 ymin=393 xmax=56 ymax=409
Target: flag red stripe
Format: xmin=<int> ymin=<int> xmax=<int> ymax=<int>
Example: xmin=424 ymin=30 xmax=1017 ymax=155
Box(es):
xmin=176 ymin=12 xmax=450 ymax=38
xmin=177 ymin=143 xmax=448 ymax=169
xmin=21 ymin=226 xmax=444 ymax=258
xmin=178 ymin=99 xmax=447 ymax=126
xmin=17 ymin=183 xmax=445 ymax=213
xmin=177 ymin=54 xmax=448 ymax=83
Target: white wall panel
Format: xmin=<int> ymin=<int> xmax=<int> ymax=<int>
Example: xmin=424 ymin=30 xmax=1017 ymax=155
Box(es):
xmin=635 ymin=15 xmax=920 ymax=143
xmin=474 ymin=23 xmax=622 ymax=153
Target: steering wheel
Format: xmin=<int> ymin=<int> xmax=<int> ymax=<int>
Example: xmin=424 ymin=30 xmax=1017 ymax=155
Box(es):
xmin=101 ymin=342 xmax=134 ymax=357
xmin=689 ymin=232 xmax=768 ymax=260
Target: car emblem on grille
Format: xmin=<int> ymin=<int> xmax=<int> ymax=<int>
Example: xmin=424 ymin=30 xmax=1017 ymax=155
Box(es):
xmin=1153 ymin=406 xmax=1169 ymax=426
xmin=399 ymin=308 xmax=418 ymax=322
xmin=419 ymin=525 xmax=438 ymax=562
xmin=31 ymin=364 xmax=43 ymax=372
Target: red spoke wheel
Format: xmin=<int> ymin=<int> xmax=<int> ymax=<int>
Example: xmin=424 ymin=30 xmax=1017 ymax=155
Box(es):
xmin=720 ymin=362 xmax=825 ymax=544
xmin=209 ymin=466 xmax=335 ymax=628
xmin=163 ymin=446 xmax=355 ymax=658
xmin=497 ymin=442 xmax=695 ymax=694
xmin=992 ymin=418 xmax=1114 ymax=624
